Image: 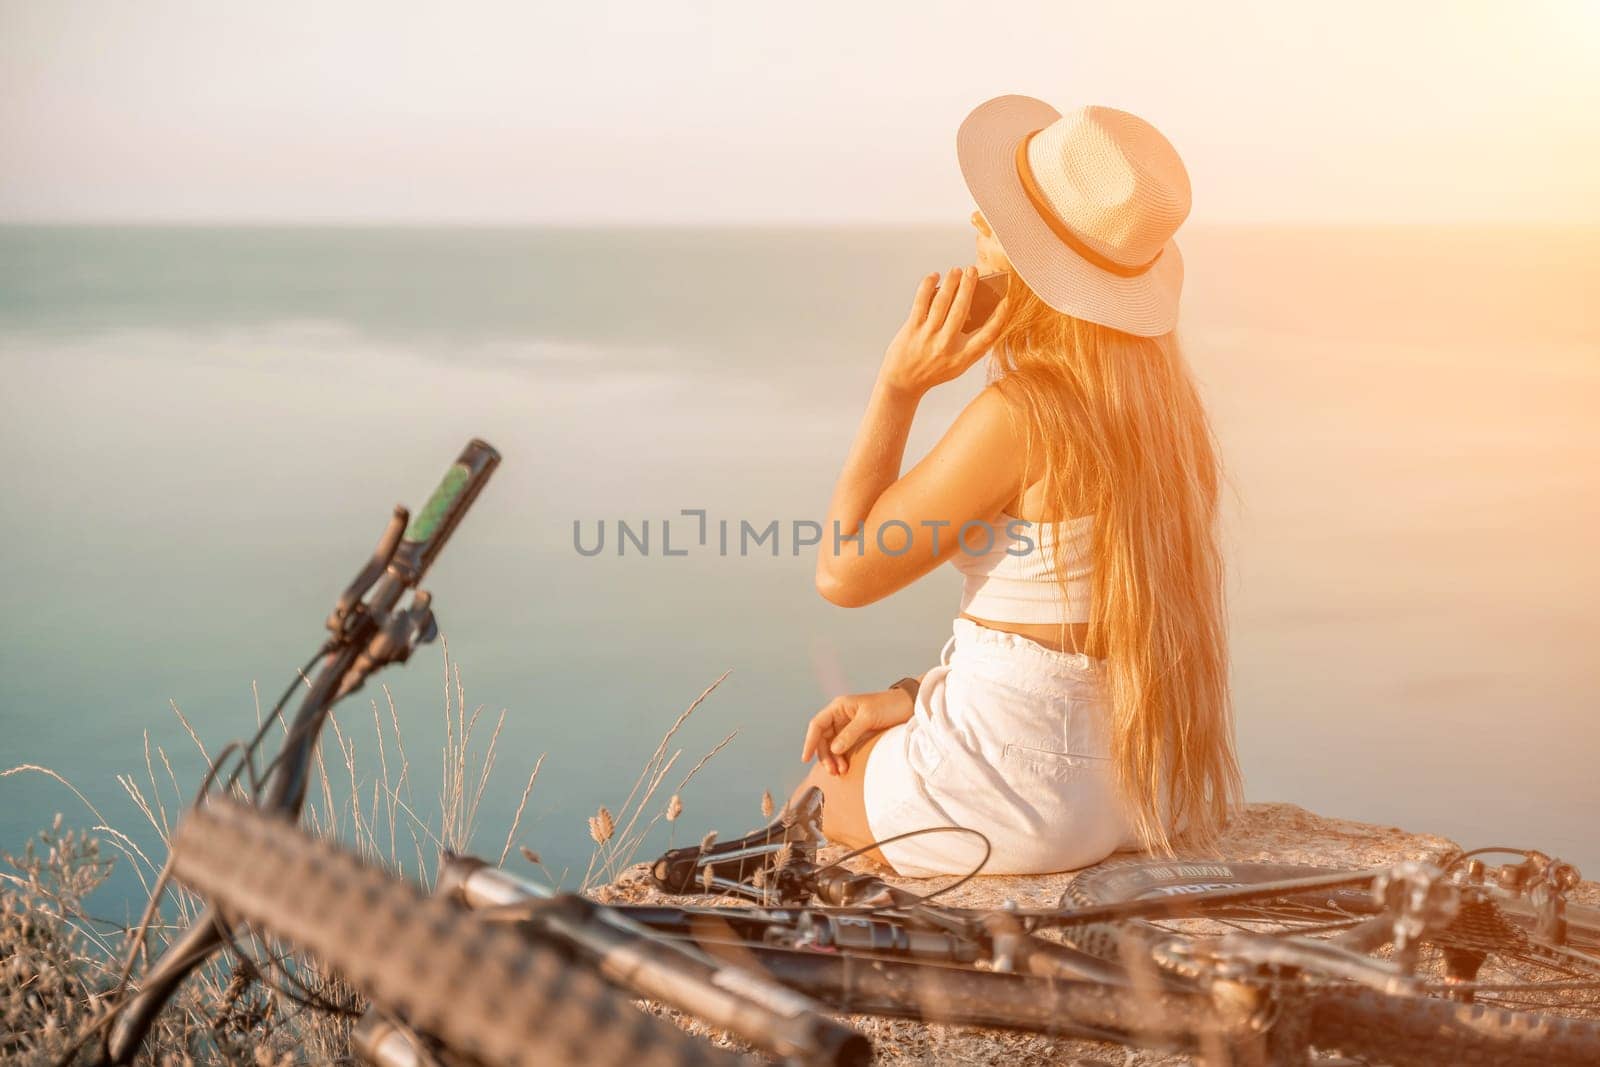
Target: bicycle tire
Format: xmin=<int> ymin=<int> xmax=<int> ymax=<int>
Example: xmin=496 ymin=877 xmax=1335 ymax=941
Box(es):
xmin=1064 ymin=858 xmax=1370 ymax=911
xmin=169 ymin=798 xmax=740 ymax=1067
xmin=1311 ymin=985 xmax=1600 ymax=1067
xmin=1066 ymin=858 xmax=1600 ymax=1065
xmin=1065 ymin=857 xmax=1600 ymax=950
xmin=1066 ymin=852 xmax=1600 ymax=950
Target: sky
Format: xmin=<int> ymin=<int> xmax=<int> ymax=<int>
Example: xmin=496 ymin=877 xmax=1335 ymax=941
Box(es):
xmin=2 ymin=0 xmax=1597 ymax=225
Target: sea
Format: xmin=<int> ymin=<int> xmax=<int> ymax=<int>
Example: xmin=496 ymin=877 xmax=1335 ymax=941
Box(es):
xmin=1 ymin=223 xmax=1596 ymax=915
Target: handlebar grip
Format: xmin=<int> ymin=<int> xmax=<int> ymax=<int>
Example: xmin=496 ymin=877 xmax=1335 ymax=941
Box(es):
xmin=389 ymin=438 xmax=501 ymax=584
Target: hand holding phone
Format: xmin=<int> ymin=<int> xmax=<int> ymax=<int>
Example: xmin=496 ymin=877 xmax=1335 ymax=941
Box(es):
xmin=934 ymin=270 xmax=1009 ymax=334
xmin=880 ymin=268 xmax=1012 ymax=397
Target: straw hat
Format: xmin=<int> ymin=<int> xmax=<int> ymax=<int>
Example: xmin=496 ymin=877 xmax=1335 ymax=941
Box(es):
xmin=957 ymin=94 xmax=1192 ymax=337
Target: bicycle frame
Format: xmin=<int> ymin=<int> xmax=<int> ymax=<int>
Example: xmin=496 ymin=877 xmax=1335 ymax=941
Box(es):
xmin=637 ymin=810 xmax=1600 ymax=1039
xmin=434 ymin=856 xmax=1229 ymax=1050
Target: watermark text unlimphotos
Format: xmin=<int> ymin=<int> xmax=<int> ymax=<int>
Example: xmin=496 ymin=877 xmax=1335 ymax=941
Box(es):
xmin=572 ymin=509 xmax=1039 ymax=558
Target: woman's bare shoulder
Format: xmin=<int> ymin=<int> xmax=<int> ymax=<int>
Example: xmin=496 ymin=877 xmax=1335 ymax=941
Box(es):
xmin=949 ymin=380 xmax=1029 ymax=446
xmin=961 ymin=379 xmax=1064 ymax=516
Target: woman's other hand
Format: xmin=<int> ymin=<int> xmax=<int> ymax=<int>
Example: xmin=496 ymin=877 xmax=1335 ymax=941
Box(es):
xmin=879 ymin=266 xmax=1010 ymax=399
xmin=801 ymin=688 xmax=915 ymax=776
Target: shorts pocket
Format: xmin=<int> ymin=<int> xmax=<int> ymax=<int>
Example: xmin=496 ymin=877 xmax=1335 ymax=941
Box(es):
xmin=907 ymin=725 xmax=946 ymax=779
xmin=1001 ymin=742 xmax=1110 ymax=779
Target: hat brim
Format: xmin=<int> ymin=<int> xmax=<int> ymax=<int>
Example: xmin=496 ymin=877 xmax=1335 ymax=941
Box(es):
xmin=957 ymin=94 xmax=1183 ymax=338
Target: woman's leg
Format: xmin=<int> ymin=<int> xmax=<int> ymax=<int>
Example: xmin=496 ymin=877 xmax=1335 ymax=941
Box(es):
xmin=788 ymin=728 xmax=890 ymax=866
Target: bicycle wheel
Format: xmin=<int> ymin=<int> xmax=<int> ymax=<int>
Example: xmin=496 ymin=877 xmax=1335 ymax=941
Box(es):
xmin=168 ymin=797 xmax=739 ymax=1067
xmin=1064 ymin=858 xmax=1600 ymax=1066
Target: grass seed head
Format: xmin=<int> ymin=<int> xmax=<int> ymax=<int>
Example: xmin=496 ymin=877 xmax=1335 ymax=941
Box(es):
xmin=588 ymin=805 xmax=615 ymax=845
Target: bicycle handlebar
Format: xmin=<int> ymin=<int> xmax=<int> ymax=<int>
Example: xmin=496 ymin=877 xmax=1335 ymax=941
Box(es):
xmin=390 ymin=438 xmax=500 ymax=583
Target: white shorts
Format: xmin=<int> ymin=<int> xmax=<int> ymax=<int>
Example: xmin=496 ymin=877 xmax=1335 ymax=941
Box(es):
xmin=861 ymin=617 xmax=1140 ymax=877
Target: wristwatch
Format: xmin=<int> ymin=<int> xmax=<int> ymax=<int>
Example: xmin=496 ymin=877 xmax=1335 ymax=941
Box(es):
xmin=888 ymin=676 xmax=920 ymax=705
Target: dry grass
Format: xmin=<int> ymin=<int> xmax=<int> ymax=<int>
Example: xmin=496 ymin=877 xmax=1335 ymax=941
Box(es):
xmin=1 ymin=645 xmax=737 ymax=1065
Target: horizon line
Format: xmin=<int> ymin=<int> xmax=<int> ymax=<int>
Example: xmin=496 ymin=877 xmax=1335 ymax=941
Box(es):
xmin=4 ymin=217 xmax=1599 ymax=230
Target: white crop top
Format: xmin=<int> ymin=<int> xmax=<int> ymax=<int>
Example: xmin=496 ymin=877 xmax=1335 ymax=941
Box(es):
xmin=950 ymin=512 xmax=1094 ymax=625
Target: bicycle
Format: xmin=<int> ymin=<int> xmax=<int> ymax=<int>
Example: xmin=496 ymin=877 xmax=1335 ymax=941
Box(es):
xmin=154 ymin=779 xmax=1600 ymax=1065
xmin=67 ymin=439 xmax=1600 ymax=1066
xmin=481 ymin=793 xmax=1600 ymax=1065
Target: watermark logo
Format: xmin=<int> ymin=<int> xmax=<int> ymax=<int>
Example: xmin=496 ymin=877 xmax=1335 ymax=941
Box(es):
xmin=572 ymin=509 xmax=1038 ymax=558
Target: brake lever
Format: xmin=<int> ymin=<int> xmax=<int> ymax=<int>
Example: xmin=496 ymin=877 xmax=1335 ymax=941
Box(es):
xmin=327 ymin=506 xmax=409 ymax=637
xmin=330 ymin=591 xmax=438 ymax=704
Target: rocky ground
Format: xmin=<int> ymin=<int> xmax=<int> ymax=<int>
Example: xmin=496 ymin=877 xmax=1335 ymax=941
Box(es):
xmin=593 ymin=802 xmax=1598 ymax=1066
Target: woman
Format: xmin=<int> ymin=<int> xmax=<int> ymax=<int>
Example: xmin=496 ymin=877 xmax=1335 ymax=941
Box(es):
xmin=794 ymin=94 xmax=1243 ymax=876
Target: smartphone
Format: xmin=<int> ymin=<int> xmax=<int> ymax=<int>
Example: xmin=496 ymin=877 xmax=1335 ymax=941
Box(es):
xmin=934 ymin=270 xmax=1008 ymax=333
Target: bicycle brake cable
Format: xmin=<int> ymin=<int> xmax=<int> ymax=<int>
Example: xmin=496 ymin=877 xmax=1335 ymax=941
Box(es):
xmin=810 ymin=825 xmax=993 ymax=906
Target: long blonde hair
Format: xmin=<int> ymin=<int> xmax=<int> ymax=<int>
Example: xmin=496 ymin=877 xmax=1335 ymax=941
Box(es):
xmin=988 ymin=276 xmax=1243 ymax=855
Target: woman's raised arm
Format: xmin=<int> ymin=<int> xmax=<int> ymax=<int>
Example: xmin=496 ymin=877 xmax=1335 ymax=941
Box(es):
xmin=815 ymin=267 xmax=1021 ymax=607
